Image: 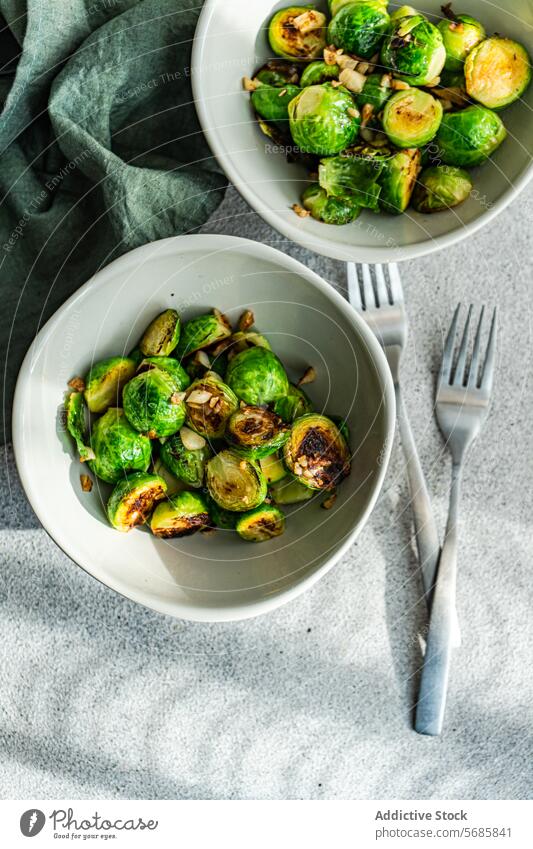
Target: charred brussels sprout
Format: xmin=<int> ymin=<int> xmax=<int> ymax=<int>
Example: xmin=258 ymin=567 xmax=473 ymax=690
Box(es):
xmin=88 ymin=408 xmax=151 ymax=483
xmin=270 ymin=476 xmax=315 ymax=505
xmin=236 ymin=504 xmax=286 ymax=542
xmin=226 ymin=405 xmax=289 ymax=459
xmin=177 ymin=310 xmax=232 ymax=358
xmin=268 ymin=6 xmax=326 ymax=60
xmin=84 ymin=357 xmax=136 ymax=414
xmin=300 ymin=61 xmax=339 ymax=87
xmin=206 ymin=450 xmax=267 ymax=511
xmin=185 ymin=372 xmax=238 ymax=439
xmin=355 ymin=73 xmax=392 ymax=111
xmin=225 ymin=347 xmax=289 ymax=406
xmin=382 ymin=88 xmax=442 ymax=148
xmin=65 ymin=392 xmax=94 ymax=462
xmin=438 ymin=13 xmax=485 ymax=73
xmin=327 ymin=1 xmax=390 ymax=59
xmin=255 ymin=59 xmax=300 ymax=87
xmin=465 ymin=37 xmax=531 ymax=109
xmin=272 ymin=383 xmax=313 ymax=423
xmin=379 ymin=147 xmax=421 ymax=214
xmin=259 ymin=453 xmax=287 ymax=484
xmin=381 ymin=15 xmax=446 ymax=86
xmin=107 ymin=472 xmax=167 ymax=532
xmin=150 ymin=491 xmax=210 ymax=538
xmin=318 ymin=152 xmax=384 ymax=210
xmin=302 ymin=184 xmax=361 ymax=224
xmin=288 ymin=84 xmax=360 ymax=156
xmin=140 ymin=309 xmax=180 ymax=357
xmin=435 ymin=105 xmax=506 ymax=167
xmin=160 ymin=430 xmax=212 ymax=488
xmin=123 ymin=367 xmax=186 ymax=438
xmin=251 ymin=83 xmax=301 ymax=122
xmin=137 ymin=357 xmax=190 ymax=390
xmin=412 ymin=165 xmax=472 ymax=213
xmin=283 ymin=413 xmax=351 ymax=490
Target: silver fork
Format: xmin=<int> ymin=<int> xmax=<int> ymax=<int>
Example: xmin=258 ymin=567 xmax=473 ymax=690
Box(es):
xmin=347 ymin=263 xmax=461 ymax=643
xmin=415 ymin=304 xmax=497 ymax=736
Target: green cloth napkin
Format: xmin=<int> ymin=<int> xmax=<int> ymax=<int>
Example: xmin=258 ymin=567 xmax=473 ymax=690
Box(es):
xmin=0 ymin=0 xmax=227 ymax=441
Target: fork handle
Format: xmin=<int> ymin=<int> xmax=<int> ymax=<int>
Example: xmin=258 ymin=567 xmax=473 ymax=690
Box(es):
xmin=415 ymin=461 xmax=462 ymax=736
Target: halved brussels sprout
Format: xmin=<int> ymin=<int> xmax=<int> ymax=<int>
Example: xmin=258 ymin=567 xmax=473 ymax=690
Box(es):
xmin=65 ymin=391 xmax=95 ymax=462
xmin=382 ymin=88 xmax=442 ymax=148
xmin=318 ymin=152 xmax=384 ymax=209
xmin=300 ymin=61 xmax=339 ymax=87
xmin=255 ymin=58 xmax=301 ymax=87
xmin=208 ymin=497 xmax=238 ymax=530
xmin=268 ymin=6 xmax=326 ymax=60
xmin=390 ymin=5 xmax=417 ymax=21
xmin=160 ymin=430 xmax=212 ymax=488
xmin=465 ymin=37 xmax=531 ymax=110
xmin=206 ymin=449 xmax=267 ymax=512
xmin=412 ymin=165 xmax=472 ymax=213
xmin=259 ymin=453 xmax=288 ymax=484
xmin=88 ymin=407 xmax=152 ymax=483
xmin=236 ymin=504 xmax=286 ymax=542
xmin=270 ymin=476 xmax=315 ymax=505
xmin=380 ymin=147 xmax=422 ymax=214
xmin=137 ymin=357 xmax=190 ymax=391
xmin=328 ymin=1 xmax=390 ymax=59
xmin=177 ymin=310 xmax=232 ymax=358
xmin=438 ymin=13 xmax=485 ymax=73
xmin=150 ymin=491 xmax=210 ymax=538
xmin=283 ymin=413 xmax=351 ymax=490
xmin=185 ymin=371 xmax=238 ymax=439
xmin=107 ymin=472 xmax=167 ymax=532
xmin=140 ymin=309 xmax=180 ymax=357
xmin=272 ymin=383 xmax=313 ymax=423
xmin=435 ymin=105 xmax=506 ymax=166
xmin=83 ymin=357 xmax=136 ymax=414
xmin=123 ymin=367 xmax=186 ymax=438
xmin=226 ymin=405 xmax=289 ymax=459
xmin=301 ymin=184 xmax=361 ymax=225
xmin=381 ymin=15 xmax=446 ymax=86
xmin=355 ymin=73 xmax=392 ymax=111
xmin=288 ymin=84 xmax=360 ymax=156
xmin=225 ymin=347 xmax=289 ymax=406
xmin=251 ymin=83 xmax=301 ymax=122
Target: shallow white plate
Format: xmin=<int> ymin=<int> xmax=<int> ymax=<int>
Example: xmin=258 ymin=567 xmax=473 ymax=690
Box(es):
xmin=193 ymin=0 xmax=533 ymax=263
xmin=13 ymin=235 xmax=395 ymax=621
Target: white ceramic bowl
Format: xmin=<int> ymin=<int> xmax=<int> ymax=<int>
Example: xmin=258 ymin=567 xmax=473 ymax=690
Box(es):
xmin=13 ymin=235 xmax=395 ymax=622
xmin=193 ymin=0 xmax=533 ymax=263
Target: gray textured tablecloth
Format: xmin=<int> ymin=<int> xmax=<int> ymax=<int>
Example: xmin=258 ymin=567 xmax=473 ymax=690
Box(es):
xmin=1 ymin=187 xmax=533 ymax=800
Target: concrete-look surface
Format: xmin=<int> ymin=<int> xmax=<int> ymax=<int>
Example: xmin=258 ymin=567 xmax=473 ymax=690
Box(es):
xmin=1 ymin=188 xmax=532 ymax=799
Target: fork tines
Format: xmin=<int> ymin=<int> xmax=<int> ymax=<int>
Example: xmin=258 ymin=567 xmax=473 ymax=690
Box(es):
xmin=440 ymin=304 xmax=497 ymax=394
xmin=348 ymin=263 xmax=403 ymax=311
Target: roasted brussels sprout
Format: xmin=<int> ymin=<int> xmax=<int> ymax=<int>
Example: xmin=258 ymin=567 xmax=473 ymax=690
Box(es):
xmin=270 ymin=476 xmax=315 ymax=505
xmin=139 ymin=309 xmax=180 ymax=357
xmin=84 ymin=357 xmax=136 ymax=414
xmin=107 ymin=472 xmax=167 ymax=532
xmin=225 ymin=347 xmax=289 ymax=406
xmin=435 ymin=105 xmax=506 ymax=166
xmin=177 ymin=310 xmax=232 ymax=359
xmin=65 ymin=392 xmax=94 ymax=462
xmin=251 ymin=83 xmax=301 ymax=122
xmin=226 ymin=405 xmax=289 ymax=459
xmin=412 ymin=165 xmax=472 ymax=213
xmin=288 ymin=84 xmax=360 ymax=156
xmin=465 ymin=37 xmax=531 ymax=109
xmin=255 ymin=58 xmax=301 ymax=87
xmin=438 ymin=13 xmax=485 ymax=73
xmin=160 ymin=429 xmax=212 ymax=488
xmin=272 ymin=383 xmax=313 ymax=423
xmin=355 ymin=72 xmax=392 ymax=110
xmin=137 ymin=357 xmax=190 ymax=390
xmin=300 ymin=60 xmax=339 ymax=87
xmin=382 ymin=88 xmax=442 ymax=148
xmin=185 ymin=371 xmax=238 ymax=439
xmin=208 ymin=497 xmax=238 ymax=530
xmin=236 ymin=504 xmax=286 ymax=542
xmin=283 ymin=413 xmax=351 ymax=490
xmin=318 ymin=151 xmax=384 ymax=209
xmin=88 ymin=407 xmax=151 ymax=483
xmin=123 ymin=367 xmax=186 ymax=438
xmin=268 ymin=6 xmax=326 ymax=60
xmin=379 ymin=147 xmax=421 ymax=214
xmin=206 ymin=449 xmax=267 ymax=512
xmin=328 ymin=1 xmax=390 ymax=59
xmin=150 ymin=491 xmax=210 ymax=538
xmin=259 ymin=452 xmax=288 ymax=484
xmin=381 ymin=15 xmax=446 ymax=86
xmin=301 ymin=183 xmax=361 ymax=224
